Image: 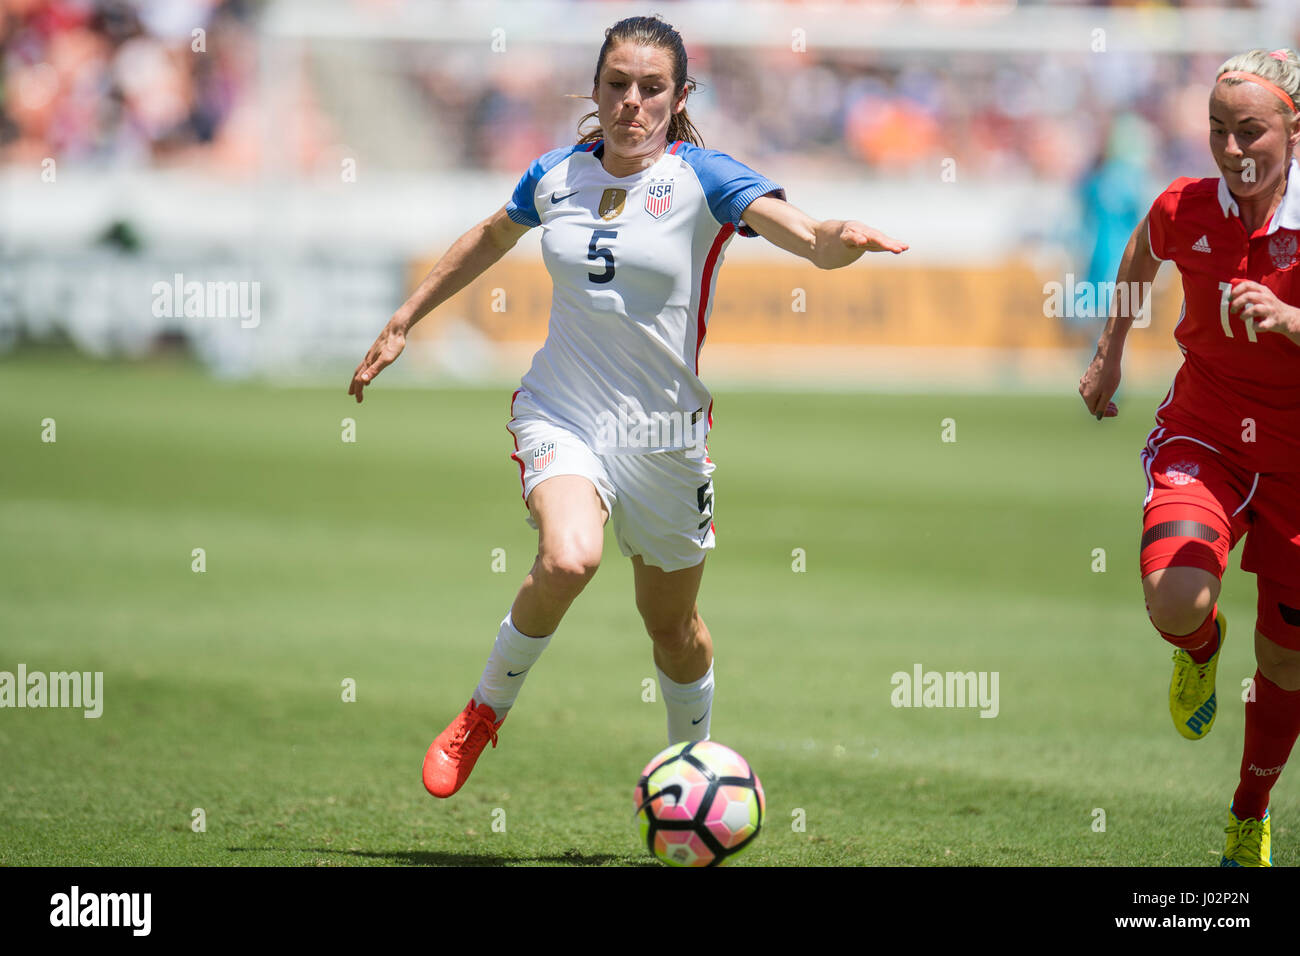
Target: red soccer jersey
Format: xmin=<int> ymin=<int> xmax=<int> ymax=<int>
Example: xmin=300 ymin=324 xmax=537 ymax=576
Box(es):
xmin=1147 ymin=164 xmax=1300 ymax=472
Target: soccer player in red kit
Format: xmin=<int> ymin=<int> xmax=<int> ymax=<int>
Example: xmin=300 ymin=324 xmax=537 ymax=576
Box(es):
xmin=1081 ymin=49 xmax=1300 ymax=866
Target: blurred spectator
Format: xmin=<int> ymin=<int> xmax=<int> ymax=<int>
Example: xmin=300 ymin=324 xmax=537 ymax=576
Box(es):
xmin=0 ymin=0 xmax=275 ymax=172
xmin=1070 ymin=111 xmax=1155 ymax=330
xmin=2 ymin=0 xmax=1294 ymax=185
xmin=411 ymin=27 xmax=1286 ymax=188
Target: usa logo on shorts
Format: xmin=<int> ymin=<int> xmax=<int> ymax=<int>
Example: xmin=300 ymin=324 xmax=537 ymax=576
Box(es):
xmin=532 ymin=442 xmax=555 ymax=472
xmin=1165 ymin=461 xmax=1200 ymax=486
xmin=645 ymin=180 xmax=674 ymax=219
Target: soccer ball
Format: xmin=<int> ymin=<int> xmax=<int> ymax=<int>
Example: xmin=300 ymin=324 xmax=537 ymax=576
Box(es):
xmin=634 ymin=740 xmax=765 ymax=867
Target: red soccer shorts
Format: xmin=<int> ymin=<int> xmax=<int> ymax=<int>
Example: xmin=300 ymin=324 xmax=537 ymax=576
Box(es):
xmin=1141 ymin=436 xmax=1300 ymax=649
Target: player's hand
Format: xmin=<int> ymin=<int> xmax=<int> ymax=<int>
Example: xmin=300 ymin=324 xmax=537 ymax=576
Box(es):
xmin=348 ymin=320 xmax=407 ymax=403
xmin=1229 ymin=279 xmax=1300 ymax=342
xmin=1079 ymin=347 xmax=1121 ymax=420
xmin=839 ymin=221 xmax=909 ymax=255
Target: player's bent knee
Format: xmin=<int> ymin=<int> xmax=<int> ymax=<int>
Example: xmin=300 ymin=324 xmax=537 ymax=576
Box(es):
xmin=536 ymin=547 xmax=601 ymax=599
xmin=643 ymin=613 xmax=699 ymax=654
xmin=645 ymin=621 xmax=688 ymax=649
xmin=1254 ymin=635 xmax=1300 ymax=691
xmin=1146 ymin=597 xmax=1211 ymax=637
xmin=1143 ymin=567 xmax=1218 ymax=636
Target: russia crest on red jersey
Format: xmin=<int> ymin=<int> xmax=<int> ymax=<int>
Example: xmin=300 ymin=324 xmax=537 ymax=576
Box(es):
xmin=645 ymin=180 xmax=674 ymax=219
xmin=1269 ymin=232 xmax=1298 ymax=270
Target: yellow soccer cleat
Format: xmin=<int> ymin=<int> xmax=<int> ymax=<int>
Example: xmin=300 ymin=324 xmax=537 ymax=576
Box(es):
xmin=1221 ymin=808 xmax=1271 ymax=867
xmin=1169 ymin=611 xmax=1226 ymax=740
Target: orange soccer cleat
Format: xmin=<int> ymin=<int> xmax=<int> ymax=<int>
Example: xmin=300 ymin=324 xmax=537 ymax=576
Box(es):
xmin=422 ymin=699 xmax=505 ymax=798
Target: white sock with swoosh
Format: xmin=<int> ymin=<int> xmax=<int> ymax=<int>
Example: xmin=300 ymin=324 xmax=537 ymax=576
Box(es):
xmin=473 ymin=613 xmax=552 ymax=715
xmin=658 ymin=663 xmax=714 ymax=743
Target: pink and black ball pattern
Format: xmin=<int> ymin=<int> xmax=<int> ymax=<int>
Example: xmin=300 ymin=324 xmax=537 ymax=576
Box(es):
xmin=634 ymin=740 xmax=765 ymax=867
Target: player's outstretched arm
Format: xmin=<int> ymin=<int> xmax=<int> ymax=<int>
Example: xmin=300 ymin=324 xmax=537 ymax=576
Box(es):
xmin=1078 ymin=213 xmax=1162 ymax=420
xmin=740 ymin=195 xmax=908 ymax=269
xmin=348 ymin=205 xmax=531 ymax=403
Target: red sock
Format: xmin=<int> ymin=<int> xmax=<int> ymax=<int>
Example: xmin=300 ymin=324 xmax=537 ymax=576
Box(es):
xmin=1153 ymin=605 xmax=1220 ymax=663
xmin=1232 ymin=669 xmax=1300 ymax=820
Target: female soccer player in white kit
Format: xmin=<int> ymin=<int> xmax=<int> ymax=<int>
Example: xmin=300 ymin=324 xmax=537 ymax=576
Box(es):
xmin=347 ymin=15 xmax=908 ymax=798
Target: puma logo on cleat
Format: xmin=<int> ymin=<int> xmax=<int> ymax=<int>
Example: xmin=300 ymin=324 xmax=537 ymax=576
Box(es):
xmin=1185 ymin=692 xmax=1217 ymax=733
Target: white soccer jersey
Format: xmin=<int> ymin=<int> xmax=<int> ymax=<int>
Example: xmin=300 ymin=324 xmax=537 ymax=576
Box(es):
xmin=504 ymin=139 xmax=784 ymax=454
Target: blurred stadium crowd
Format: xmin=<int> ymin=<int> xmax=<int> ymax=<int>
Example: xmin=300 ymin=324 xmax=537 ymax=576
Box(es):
xmin=1 ymin=0 xmax=264 ymax=169
xmin=2 ymin=0 xmax=1296 ymax=186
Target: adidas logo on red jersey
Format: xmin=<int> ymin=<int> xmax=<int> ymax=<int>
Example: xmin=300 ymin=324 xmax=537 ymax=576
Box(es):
xmin=1192 ymin=234 xmax=1212 ymax=253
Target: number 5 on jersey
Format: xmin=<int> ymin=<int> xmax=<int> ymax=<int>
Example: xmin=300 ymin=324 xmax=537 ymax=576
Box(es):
xmin=1219 ymin=280 xmax=1258 ymax=342
xmin=588 ymin=229 xmax=617 ymax=284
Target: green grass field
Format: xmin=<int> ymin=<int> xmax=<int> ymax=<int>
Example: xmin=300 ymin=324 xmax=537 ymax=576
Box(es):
xmin=0 ymin=351 xmax=1282 ymax=866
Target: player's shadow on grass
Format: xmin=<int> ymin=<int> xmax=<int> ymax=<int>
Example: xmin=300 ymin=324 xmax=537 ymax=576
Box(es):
xmin=227 ymin=846 xmax=653 ymax=866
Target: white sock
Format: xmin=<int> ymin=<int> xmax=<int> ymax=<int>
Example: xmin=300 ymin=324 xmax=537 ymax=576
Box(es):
xmin=657 ymin=663 xmax=714 ymax=743
xmin=472 ymin=613 xmax=552 ymax=716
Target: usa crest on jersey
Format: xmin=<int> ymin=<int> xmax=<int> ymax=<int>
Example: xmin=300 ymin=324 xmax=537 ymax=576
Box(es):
xmin=644 ymin=179 xmax=674 ymax=219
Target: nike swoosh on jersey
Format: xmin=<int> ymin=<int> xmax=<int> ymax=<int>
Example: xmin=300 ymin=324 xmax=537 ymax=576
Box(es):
xmin=550 ymin=190 xmax=579 ymax=203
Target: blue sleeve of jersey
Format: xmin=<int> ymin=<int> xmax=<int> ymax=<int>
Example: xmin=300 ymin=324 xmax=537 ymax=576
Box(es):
xmin=679 ymin=145 xmax=785 ymax=237
xmin=505 ymin=145 xmax=584 ymax=229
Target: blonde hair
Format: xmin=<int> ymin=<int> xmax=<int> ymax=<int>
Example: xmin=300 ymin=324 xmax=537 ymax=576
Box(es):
xmin=1216 ymin=49 xmax=1300 ymax=115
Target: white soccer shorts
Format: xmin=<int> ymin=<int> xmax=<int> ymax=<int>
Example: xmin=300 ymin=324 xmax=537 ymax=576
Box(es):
xmin=508 ymin=393 xmax=716 ymax=573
